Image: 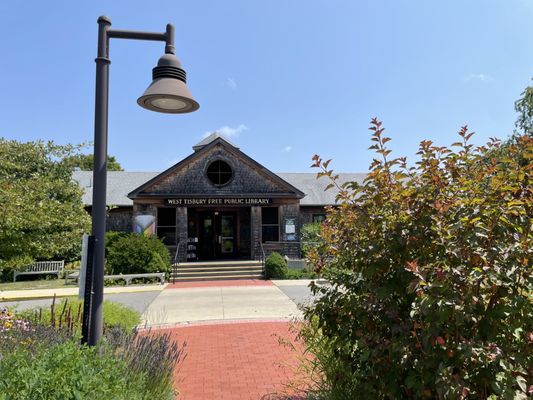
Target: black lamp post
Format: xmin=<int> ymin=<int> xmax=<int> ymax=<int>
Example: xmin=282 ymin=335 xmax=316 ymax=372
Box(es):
xmin=83 ymin=16 xmax=199 ymax=346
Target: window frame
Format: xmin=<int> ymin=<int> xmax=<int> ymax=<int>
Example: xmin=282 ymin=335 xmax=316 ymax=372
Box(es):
xmin=156 ymin=207 xmax=177 ymax=245
xmin=205 ymin=159 xmax=234 ymax=187
xmin=261 ymin=206 xmax=280 ymax=243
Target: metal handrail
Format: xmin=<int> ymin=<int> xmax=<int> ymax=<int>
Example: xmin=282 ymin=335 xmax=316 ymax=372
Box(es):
xmin=260 ymin=241 xmax=327 ymax=281
xmin=172 ymin=240 xmax=185 ymax=284
xmin=253 ymin=240 xmax=267 ymax=279
xmin=259 ymin=241 xmax=266 ymax=279
xmin=261 ymin=240 xmax=321 ymax=259
xmin=263 ymin=240 xmax=321 ymax=246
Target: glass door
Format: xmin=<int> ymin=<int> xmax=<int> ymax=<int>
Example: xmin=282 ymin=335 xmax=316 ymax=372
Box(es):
xmin=198 ymin=212 xmax=215 ymax=260
xmin=215 ymin=212 xmax=236 ymax=258
xmin=197 ymin=211 xmax=237 ymax=260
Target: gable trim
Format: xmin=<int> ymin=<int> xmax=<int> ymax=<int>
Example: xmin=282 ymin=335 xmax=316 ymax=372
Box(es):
xmin=127 ymin=137 xmax=305 ymax=199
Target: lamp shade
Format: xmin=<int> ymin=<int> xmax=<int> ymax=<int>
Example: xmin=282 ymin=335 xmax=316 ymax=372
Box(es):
xmin=137 ymin=53 xmax=199 ymax=114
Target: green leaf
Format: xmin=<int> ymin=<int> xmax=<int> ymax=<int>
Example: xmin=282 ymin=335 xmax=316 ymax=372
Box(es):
xmin=516 ymin=376 xmax=527 ymax=393
xmin=513 ymin=327 xmax=523 ymax=341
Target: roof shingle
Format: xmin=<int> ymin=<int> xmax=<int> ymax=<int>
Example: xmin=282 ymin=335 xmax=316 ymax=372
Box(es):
xmin=72 ymin=171 xmax=366 ymax=207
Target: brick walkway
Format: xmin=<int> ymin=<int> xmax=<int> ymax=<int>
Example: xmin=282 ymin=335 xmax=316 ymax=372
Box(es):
xmin=166 ymin=280 xmax=273 ymax=290
xmin=162 ymin=320 xmax=307 ymax=400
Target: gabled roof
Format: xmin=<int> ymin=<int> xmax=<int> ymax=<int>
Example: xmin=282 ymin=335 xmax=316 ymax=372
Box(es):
xmin=127 ymin=136 xmax=306 ymax=199
xmin=193 ymin=132 xmax=239 ymax=151
xmin=278 ymin=173 xmax=366 ymax=205
xmin=73 ymin=170 xmax=158 ymax=207
xmin=72 ymin=171 xmax=366 ymax=207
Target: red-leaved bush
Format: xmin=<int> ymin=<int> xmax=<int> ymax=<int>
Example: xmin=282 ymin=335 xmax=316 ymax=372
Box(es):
xmin=302 ymin=119 xmax=532 ymax=399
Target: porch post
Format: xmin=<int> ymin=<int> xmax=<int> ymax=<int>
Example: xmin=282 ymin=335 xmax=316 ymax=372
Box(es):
xmin=176 ymin=206 xmax=188 ymax=261
xmin=250 ymin=206 xmax=262 ymax=259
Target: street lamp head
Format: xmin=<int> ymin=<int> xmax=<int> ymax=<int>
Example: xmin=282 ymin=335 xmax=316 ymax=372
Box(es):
xmin=137 ymin=53 xmax=199 ymax=114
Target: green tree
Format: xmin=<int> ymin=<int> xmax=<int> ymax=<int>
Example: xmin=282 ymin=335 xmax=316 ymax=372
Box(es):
xmin=302 ymin=120 xmax=532 ymax=399
xmin=514 ymin=79 xmax=533 ymax=135
xmin=490 ymin=81 xmax=533 ymax=167
xmin=0 ymin=139 xmax=91 ymax=277
xmin=63 ymin=153 xmax=123 ymax=171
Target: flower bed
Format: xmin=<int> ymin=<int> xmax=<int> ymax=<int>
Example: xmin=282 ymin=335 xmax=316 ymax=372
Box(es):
xmin=0 ymin=302 xmax=185 ymax=400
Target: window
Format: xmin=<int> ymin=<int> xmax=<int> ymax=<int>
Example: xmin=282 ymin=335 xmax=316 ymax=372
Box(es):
xmin=312 ymin=213 xmax=327 ymax=223
xmin=157 ymin=207 xmax=176 ymax=245
xmin=206 ymin=160 xmax=232 ymax=186
xmin=262 ymin=207 xmax=279 ymax=242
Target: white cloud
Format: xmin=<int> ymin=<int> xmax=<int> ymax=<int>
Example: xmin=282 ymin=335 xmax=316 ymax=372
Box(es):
xmin=282 ymin=145 xmax=292 ymax=153
xmin=464 ymin=73 xmax=494 ymax=82
xmin=225 ymin=78 xmax=237 ymax=89
xmin=202 ymin=124 xmax=248 ymax=139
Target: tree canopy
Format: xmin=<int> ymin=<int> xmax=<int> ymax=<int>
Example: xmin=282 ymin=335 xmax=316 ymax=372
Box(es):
xmin=0 ymin=139 xmax=91 ymax=276
xmin=490 ymin=79 xmax=533 ymax=167
xmin=514 ymin=79 xmax=533 ymax=136
xmin=63 ymin=153 xmax=123 ymax=171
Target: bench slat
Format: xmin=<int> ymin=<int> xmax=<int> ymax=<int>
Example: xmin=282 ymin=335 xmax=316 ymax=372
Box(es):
xmin=27 ymin=261 xmax=64 ymax=272
xmin=13 ymin=261 xmax=65 ymax=282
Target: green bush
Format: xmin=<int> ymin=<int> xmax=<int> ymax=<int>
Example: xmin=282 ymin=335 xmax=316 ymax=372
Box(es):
xmin=0 ymin=341 xmax=146 ymax=400
xmin=303 ymin=120 xmax=532 ymax=399
xmin=65 ymin=260 xmax=81 ymax=271
xmin=286 ymin=268 xmax=317 ymax=280
xmin=265 ymin=252 xmax=288 ymax=279
xmin=106 ymin=233 xmax=171 ymax=275
xmin=301 ymin=222 xmax=322 ymax=258
xmin=0 ymin=255 xmax=34 ymax=282
xmin=105 ymin=231 xmax=128 ymax=254
xmin=2 ymin=304 xmax=183 ymax=400
xmin=0 ymin=338 xmax=180 ymax=400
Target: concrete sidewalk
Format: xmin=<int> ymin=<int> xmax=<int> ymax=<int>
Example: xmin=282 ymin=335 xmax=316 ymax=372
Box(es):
xmin=142 ymin=284 xmax=303 ymax=327
xmin=0 ymin=284 xmax=166 ymax=301
xmin=1 ymin=279 xmax=320 ymax=325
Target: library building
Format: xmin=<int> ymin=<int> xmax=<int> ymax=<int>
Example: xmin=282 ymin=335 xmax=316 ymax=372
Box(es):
xmin=74 ymin=133 xmax=364 ymax=277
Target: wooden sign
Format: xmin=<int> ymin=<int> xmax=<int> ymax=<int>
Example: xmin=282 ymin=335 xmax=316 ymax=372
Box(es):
xmin=165 ymin=198 xmax=272 ymax=206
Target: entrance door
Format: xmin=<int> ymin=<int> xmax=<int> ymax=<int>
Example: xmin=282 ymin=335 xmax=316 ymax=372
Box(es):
xmin=216 ymin=213 xmax=235 ymax=259
xmin=198 ymin=212 xmax=215 ymax=260
xmin=197 ymin=211 xmax=237 ymax=260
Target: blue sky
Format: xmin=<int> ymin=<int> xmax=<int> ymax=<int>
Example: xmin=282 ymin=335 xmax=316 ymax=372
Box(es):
xmin=0 ymin=0 xmax=531 ymax=173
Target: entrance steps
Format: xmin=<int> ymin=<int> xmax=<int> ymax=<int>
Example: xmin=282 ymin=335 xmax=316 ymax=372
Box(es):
xmin=171 ymin=260 xmax=264 ymax=281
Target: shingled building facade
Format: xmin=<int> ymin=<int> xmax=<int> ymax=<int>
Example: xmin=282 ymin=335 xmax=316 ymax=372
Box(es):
xmin=74 ymin=134 xmax=365 ymax=262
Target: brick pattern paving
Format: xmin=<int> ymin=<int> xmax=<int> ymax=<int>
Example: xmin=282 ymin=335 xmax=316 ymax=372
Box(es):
xmin=163 ymin=321 xmax=307 ymax=400
xmin=166 ymin=280 xmax=273 ymax=290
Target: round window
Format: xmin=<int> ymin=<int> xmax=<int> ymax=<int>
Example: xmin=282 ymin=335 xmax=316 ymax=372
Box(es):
xmin=206 ymin=160 xmax=233 ymax=186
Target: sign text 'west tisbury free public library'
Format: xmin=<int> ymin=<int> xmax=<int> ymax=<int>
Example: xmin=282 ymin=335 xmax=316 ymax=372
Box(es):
xmin=165 ymin=198 xmax=272 ymax=206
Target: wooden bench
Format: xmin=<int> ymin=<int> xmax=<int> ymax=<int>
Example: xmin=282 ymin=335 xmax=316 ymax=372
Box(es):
xmin=13 ymin=261 xmax=65 ymax=282
xmin=66 ymin=271 xmax=165 ymax=286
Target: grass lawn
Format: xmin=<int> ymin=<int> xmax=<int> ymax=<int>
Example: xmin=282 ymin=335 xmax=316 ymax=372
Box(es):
xmin=0 ymin=278 xmax=72 ymax=291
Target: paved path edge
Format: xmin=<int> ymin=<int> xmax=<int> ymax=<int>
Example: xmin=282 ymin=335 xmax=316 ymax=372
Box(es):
xmin=137 ymin=317 xmax=301 ymax=331
xmin=0 ymin=284 xmax=166 ymax=301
